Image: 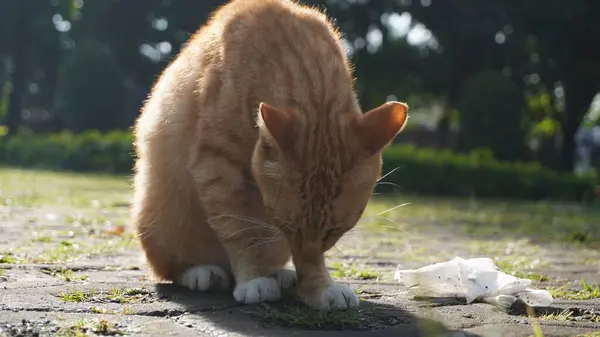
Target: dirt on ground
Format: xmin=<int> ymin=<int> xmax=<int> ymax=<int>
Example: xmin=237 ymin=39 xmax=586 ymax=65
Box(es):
xmin=0 ymin=169 xmax=599 ymax=337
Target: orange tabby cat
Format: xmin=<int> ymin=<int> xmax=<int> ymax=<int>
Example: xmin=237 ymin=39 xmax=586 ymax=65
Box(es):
xmin=131 ymin=0 xmax=408 ymax=310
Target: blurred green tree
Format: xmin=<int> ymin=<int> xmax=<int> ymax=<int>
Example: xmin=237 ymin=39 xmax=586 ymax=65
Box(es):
xmin=458 ymin=71 xmax=525 ymax=161
xmin=53 ymin=40 xmax=127 ymax=132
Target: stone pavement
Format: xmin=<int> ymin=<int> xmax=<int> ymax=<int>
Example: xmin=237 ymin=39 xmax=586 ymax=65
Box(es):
xmin=1 ymin=258 xmax=599 ymax=337
xmin=0 ymin=171 xmax=599 ymax=336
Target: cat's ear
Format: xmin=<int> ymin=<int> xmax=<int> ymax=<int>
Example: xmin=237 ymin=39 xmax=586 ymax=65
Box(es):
xmin=258 ymin=102 xmax=296 ymax=150
xmin=352 ymin=101 xmax=408 ymax=156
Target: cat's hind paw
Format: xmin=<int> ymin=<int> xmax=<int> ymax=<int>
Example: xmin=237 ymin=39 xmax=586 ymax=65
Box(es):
xmin=233 ymin=277 xmax=281 ymax=304
xmin=179 ymin=265 xmax=231 ymax=291
xmin=312 ymin=283 xmax=360 ymax=310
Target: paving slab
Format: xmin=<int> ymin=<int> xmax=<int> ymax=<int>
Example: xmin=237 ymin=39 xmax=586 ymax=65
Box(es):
xmin=1 ymin=169 xmax=600 ymax=336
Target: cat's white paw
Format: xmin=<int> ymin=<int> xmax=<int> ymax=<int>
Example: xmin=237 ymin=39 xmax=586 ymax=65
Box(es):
xmin=271 ymin=268 xmax=297 ymax=290
xmin=179 ymin=265 xmax=230 ymax=291
xmin=315 ymin=283 xmax=360 ymax=310
xmin=233 ymin=277 xmax=281 ymax=304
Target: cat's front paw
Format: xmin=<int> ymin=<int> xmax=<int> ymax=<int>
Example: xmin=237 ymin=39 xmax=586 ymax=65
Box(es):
xmin=270 ymin=268 xmax=297 ymax=290
xmin=179 ymin=265 xmax=230 ymax=291
xmin=304 ymin=283 xmax=360 ymax=310
xmin=233 ymin=277 xmax=281 ymax=304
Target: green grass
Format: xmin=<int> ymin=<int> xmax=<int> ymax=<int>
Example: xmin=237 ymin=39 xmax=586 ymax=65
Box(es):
xmin=330 ymin=262 xmax=380 ymax=280
xmin=59 ymin=289 xmax=89 ymax=302
xmin=357 ymin=194 xmax=600 ymax=282
xmin=0 ymin=167 xmax=130 ymax=208
xmin=1 ymin=165 xmax=599 ymax=333
xmin=255 ymin=303 xmax=367 ymax=329
xmin=57 ymin=287 xmax=153 ymax=304
xmin=107 ymin=288 xmax=141 ymax=303
xmin=89 ymin=306 xmax=136 ymax=315
xmin=0 ymin=253 xmax=18 ymax=264
xmin=575 ymin=332 xmax=600 ymax=337
xmin=41 ymin=267 xmax=88 ymax=282
xmin=31 ymin=233 xmax=136 ymax=264
xmin=538 ymin=309 xmax=575 ymax=321
xmin=495 ymin=258 xmax=550 ymax=282
xmin=547 ymin=279 xmax=600 ymax=300
xmin=363 ymin=195 xmax=600 ymax=246
xmin=57 ymin=318 xmax=127 ymax=337
xmin=0 ymin=168 xmax=136 ymax=264
xmin=538 ymin=308 xmax=600 ymax=324
xmin=32 ymin=236 xmax=53 ymax=243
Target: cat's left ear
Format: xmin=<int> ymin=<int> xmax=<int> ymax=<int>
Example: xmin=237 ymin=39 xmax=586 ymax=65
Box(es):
xmin=258 ymin=102 xmax=296 ymax=151
xmin=352 ymin=101 xmax=408 ymax=157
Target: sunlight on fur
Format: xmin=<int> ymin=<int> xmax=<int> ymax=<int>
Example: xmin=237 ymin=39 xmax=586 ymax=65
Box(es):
xmin=131 ymin=0 xmax=408 ymax=310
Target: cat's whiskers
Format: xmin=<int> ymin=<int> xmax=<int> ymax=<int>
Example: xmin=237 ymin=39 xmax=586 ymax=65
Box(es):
xmin=376 ymin=202 xmax=411 ymax=216
xmin=132 ymin=217 xmax=161 ymax=240
xmin=374 ymin=216 xmax=409 ymax=233
xmin=377 ymin=166 xmax=399 ymax=182
xmin=356 ymin=213 xmax=410 ymax=233
xmin=222 ymin=225 xmax=281 ymax=240
xmin=372 ymin=167 xmax=403 ymax=195
xmin=133 ymin=230 xmax=151 ymax=240
xmin=238 ymin=236 xmax=284 ymax=254
xmin=208 ymin=214 xmax=280 ymax=232
xmin=331 ymin=244 xmax=346 ymax=254
xmin=375 ymin=181 xmax=404 ymax=191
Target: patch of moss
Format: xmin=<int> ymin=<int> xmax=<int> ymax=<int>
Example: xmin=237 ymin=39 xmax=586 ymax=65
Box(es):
xmin=41 ymin=267 xmax=88 ymax=282
xmin=59 ymin=290 xmax=89 ymax=303
xmin=32 ymin=233 xmax=136 ymax=264
xmin=121 ymin=307 xmax=136 ymax=315
xmin=255 ymin=303 xmax=366 ymax=330
xmin=56 ymin=287 xmax=153 ymax=304
xmin=0 ymin=252 xmax=18 ymax=264
xmin=106 ymin=287 xmax=151 ymax=303
xmin=330 ymin=262 xmax=380 ymax=280
xmin=32 ymin=236 xmax=53 ymax=243
xmin=57 ymin=318 xmax=127 ymax=336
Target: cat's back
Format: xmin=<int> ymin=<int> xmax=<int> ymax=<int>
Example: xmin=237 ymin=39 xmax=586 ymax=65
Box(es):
xmin=213 ymin=0 xmax=348 ymax=67
xmin=215 ymin=0 xmax=336 ymax=40
xmin=199 ymin=0 xmax=355 ymax=116
xmin=136 ymin=0 xmax=355 ymax=157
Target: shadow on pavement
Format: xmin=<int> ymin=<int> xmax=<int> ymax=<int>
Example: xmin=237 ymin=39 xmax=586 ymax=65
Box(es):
xmin=155 ymin=283 xmax=482 ymax=337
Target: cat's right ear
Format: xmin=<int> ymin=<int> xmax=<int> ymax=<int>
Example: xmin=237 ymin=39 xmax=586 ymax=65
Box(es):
xmin=257 ymin=102 xmax=296 ymax=151
xmin=351 ymin=101 xmax=408 ymax=157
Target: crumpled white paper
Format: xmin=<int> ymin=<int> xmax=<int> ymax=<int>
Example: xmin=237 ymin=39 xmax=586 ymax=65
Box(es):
xmin=394 ymin=256 xmax=553 ymax=309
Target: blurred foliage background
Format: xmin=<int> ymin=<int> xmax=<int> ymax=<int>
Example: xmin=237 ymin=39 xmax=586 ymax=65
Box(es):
xmin=0 ymin=0 xmax=599 ymax=201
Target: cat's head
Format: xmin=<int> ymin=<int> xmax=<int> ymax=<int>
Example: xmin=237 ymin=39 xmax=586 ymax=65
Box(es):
xmin=251 ymin=101 xmax=408 ymax=256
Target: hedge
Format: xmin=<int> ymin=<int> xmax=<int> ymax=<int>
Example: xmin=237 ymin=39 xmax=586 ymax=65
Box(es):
xmin=378 ymin=145 xmax=595 ymax=202
xmin=0 ymin=130 xmax=595 ymax=202
xmin=0 ymin=129 xmax=133 ymax=173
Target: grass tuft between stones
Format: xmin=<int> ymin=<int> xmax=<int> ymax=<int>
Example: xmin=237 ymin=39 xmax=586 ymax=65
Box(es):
xmin=57 ymin=318 xmax=128 ymax=336
xmin=547 ymin=278 xmax=600 ymax=300
xmin=252 ymin=301 xmax=407 ymax=330
xmin=58 ymin=286 xmax=155 ymax=304
xmin=255 ymin=303 xmax=366 ymax=330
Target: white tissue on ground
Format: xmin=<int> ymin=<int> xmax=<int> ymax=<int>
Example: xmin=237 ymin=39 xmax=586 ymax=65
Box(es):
xmin=394 ymin=256 xmax=553 ymax=309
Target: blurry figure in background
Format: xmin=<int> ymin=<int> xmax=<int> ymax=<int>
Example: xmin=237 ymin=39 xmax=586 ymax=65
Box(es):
xmin=574 ymin=122 xmax=600 ymax=176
